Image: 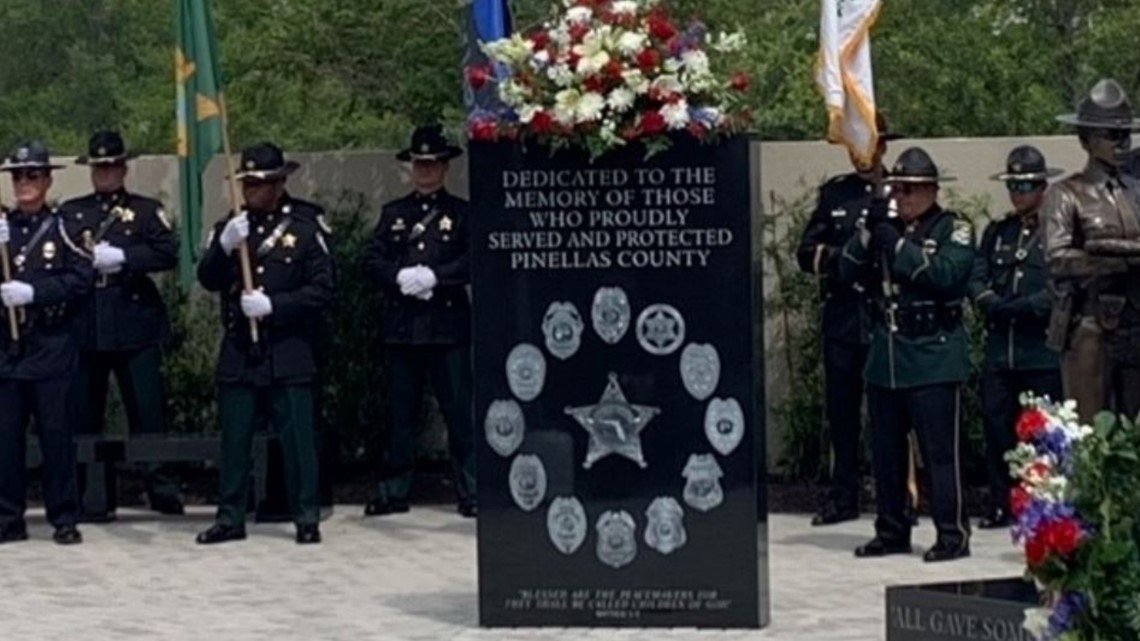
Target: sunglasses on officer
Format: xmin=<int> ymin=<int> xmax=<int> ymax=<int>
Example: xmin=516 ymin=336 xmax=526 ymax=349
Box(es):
xmin=1006 ymin=180 xmax=1045 ymax=194
xmin=11 ymin=170 xmax=48 ymax=182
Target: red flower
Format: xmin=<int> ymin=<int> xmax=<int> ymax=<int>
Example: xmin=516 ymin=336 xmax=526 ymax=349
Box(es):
xmin=1028 ymin=461 xmax=1051 ymax=481
xmin=730 ymin=72 xmax=751 ymax=92
xmin=621 ymin=125 xmax=641 ymax=140
xmin=687 ymin=122 xmax=708 ymax=139
xmin=636 ymin=48 xmax=660 ymax=71
xmin=1025 ymin=536 xmax=1048 ymax=566
xmin=1009 ymin=485 xmax=1031 ymax=517
xmin=469 ymin=120 xmax=499 ymax=142
xmin=647 ymin=14 xmax=677 ymax=41
xmin=465 ymin=65 xmax=493 ymax=90
xmin=603 ymin=60 xmax=624 ymax=81
xmin=640 ymin=110 xmax=666 ymax=135
xmin=1044 ymin=519 xmax=1083 ymax=557
xmin=569 ymin=22 xmax=590 ymax=43
xmin=529 ymin=30 xmax=551 ymax=51
xmin=531 ymin=111 xmax=555 ymax=135
xmin=583 ymin=75 xmax=605 ymax=93
xmin=567 ymin=51 xmax=582 ymax=70
xmin=1016 ymin=409 xmax=1048 ymax=442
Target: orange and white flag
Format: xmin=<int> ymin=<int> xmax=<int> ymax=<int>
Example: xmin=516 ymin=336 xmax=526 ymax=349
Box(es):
xmin=817 ymin=0 xmax=882 ymax=169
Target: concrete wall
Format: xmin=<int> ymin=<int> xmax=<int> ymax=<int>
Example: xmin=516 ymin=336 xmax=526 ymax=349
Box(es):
xmin=30 ymin=136 xmax=1086 ymax=466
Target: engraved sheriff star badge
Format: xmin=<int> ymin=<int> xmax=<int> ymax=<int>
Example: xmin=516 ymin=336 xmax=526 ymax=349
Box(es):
xmin=565 ymin=372 xmax=660 ymax=470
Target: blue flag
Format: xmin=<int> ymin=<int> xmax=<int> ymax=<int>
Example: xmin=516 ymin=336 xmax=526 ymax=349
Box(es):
xmin=463 ymin=0 xmax=513 ymax=118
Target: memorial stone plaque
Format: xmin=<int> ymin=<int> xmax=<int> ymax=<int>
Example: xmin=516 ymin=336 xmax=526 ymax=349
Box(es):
xmin=886 ymin=578 xmax=1039 ymax=641
xmin=471 ymin=136 xmax=768 ymax=628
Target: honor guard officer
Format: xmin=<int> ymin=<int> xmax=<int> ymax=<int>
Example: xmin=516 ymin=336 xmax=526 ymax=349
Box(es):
xmin=839 ymin=147 xmax=974 ymax=563
xmin=0 ymin=141 xmax=93 ymax=545
xmin=364 ymin=125 xmax=477 ymax=519
xmin=796 ymin=114 xmax=901 ymax=526
xmin=1043 ymin=79 xmax=1140 ymax=423
xmin=196 ymin=143 xmax=333 ymax=545
xmin=60 ymin=131 xmax=183 ymax=519
xmin=969 ymin=146 xmax=1063 ymax=530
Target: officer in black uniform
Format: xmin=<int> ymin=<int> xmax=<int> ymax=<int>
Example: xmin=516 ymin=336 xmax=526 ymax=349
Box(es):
xmin=0 ymin=141 xmax=93 ymax=545
xmin=969 ymin=146 xmax=1063 ymax=529
xmin=60 ymin=131 xmax=183 ymax=519
xmin=364 ymin=125 xmax=476 ymax=518
xmin=196 ymin=143 xmax=333 ymax=545
xmin=839 ymin=148 xmax=975 ymax=563
xmin=796 ymin=115 xmax=901 ymax=525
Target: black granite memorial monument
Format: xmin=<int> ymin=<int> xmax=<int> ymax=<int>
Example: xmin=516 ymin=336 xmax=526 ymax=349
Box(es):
xmin=886 ymin=578 xmax=1040 ymax=641
xmin=471 ymin=135 xmax=768 ymax=628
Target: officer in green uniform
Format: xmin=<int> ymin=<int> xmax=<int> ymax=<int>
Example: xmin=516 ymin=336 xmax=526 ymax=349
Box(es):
xmin=839 ymin=147 xmax=974 ymax=563
xmin=196 ymin=143 xmax=333 ymax=545
xmin=0 ymin=141 xmax=93 ymax=545
xmin=364 ymin=125 xmax=476 ymax=518
xmin=969 ymin=146 xmax=1063 ymax=530
xmin=796 ymin=115 xmax=901 ymax=525
xmin=60 ymin=131 xmax=183 ymax=520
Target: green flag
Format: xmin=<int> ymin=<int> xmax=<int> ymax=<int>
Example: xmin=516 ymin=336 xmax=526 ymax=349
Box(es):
xmin=175 ymin=0 xmax=223 ymax=288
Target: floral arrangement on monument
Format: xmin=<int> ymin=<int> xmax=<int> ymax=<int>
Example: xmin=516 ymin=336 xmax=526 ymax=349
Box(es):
xmin=1007 ymin=395 xmax=1140 ymax=640
xmin=466 ymin=0 xmax=753 ymax=157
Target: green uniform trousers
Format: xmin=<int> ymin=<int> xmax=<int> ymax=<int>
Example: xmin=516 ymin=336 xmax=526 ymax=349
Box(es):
xmin=217 ymin=384 xmax=319 ymax=527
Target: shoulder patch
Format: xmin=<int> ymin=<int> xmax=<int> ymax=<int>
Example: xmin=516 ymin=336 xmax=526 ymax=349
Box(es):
xmin=951 ymin=219 xmax=973 ymax=246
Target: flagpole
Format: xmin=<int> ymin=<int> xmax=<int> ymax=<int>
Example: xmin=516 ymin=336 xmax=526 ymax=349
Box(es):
xmin=217 ymin=92 xmax=259 ymax=344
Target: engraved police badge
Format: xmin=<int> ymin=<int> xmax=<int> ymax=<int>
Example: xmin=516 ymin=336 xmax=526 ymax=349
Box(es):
xmin=506 ymin=343 xmax=546 ymax=402
xmin=591 ymin=286 xmax=630 ymax=344
xmin=484 ymin=399 xmax=525 ymax=457
xmin=636 ymin=304 xmax=685 ymax=355
xmin=546 ymin=496 xmax=587 ymax=555
xmin=704 ymin=397 xmax=744 ymax=456
xmin=595 ymin=510 xmax=637 ymax=569
xmin=508 ymin=454 xmax=547 ymax=512
xmin=565 ymin=372 xmax=660 ymax=470
xmin=682 ymin=454 xmax=725 ymax=512
xmin=680 ymin=343 xmax=720 ymax=401
xmin=644 ymin=497 xmax=687 ymax=555
xmin=542 ymin=301 xmax=584 ymax=361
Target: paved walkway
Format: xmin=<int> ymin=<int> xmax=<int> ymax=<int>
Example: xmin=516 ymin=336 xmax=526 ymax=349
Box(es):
xmin=0 ymin=508 xmax=1025 ymax=641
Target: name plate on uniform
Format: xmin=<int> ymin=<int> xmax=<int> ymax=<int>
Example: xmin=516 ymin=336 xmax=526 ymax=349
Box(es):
xmin=470 ymin=135 xmax=768 ymax=628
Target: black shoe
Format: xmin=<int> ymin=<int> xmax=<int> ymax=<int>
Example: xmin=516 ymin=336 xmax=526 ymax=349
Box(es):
xmin=148 ymin=493 xmax=185 ymax=516
xmin=77 ymin=511 xmax=117 ymax=524
xmin=363 ymin=498 xmax=410 ymax=517
xmin=195 ymin=524 xmax=247 ymax=545
xmin=978 ymin=509 xmax=1013 ymax=530
xmin=0 ymin=524 xmax=28 ymax=544
xmin=811 ymin=504 xmax=859 ymax=526
xmin=458 ymin=502 xmax=478 ymax=519
xmin=53 ymin=525 xmax=83 ymax=546
xmin=924 ymin=541 xmax=971 ymax=563
xmin=854 ymin=537 xmax=912 ymax=558
xmin=295 ymin=523 xmax=321 ymax=545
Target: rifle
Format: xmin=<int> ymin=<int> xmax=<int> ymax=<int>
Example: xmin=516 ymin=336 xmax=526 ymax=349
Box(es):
xmin=0 ymin=211 xmax=19 ymax=344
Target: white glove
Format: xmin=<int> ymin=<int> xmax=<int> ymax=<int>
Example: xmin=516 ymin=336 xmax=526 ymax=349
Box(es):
xmin=415 ymin=266 xmax=438 ymax=292
xmin=1 ymin=281 xmax=34 ymax=307
xmin=93 ymin=242 xmax=126 ymax=273
xmin=397 ymin=267 xmax=419 ymax=296
xmin=0 ymin=219 xmax=9 ymax=244
xmin=220 ymin=214 xmax=249 ymax=255
xmin=240 ymin=290 xmax=273 ymax=319
xmin=413 ymin=288 xmax=434 ymax=301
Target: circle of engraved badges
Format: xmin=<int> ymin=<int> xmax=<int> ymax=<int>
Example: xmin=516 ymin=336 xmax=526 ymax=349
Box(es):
xmin=484 ymin=399 xmax=524 ymax=458
xmin=682 ymin=453 xmax=724 ymax=512
xmin=636 ymin=304 xmax=685 ymax=356
xmin=506 ymin=343 xmax=546 ymax=402
xmin=547 ymin=496 xmax=587 ymax=555
xmin=595 ymin=510 xmax=637 ymax=569
xmin=680 ymin=343 xmax=720 ymax=401
xmin=644 ymin=496 xmax=687 ymax=555
xmin=509 ymin=454 xmax=547 ymax=512
xmin=704 ymin=397 xmax=744 ymax=456
xmin=591 ymin=286 xmax=631 ymax=345
xmin=542 ymin=301 xmax=584 ymax=360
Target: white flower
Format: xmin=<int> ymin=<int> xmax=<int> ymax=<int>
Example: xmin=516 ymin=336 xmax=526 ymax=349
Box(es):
xmin=616 ymin=32 xmax=647 ymax=56
xmin=607 ymin=87 xmax=636 ymax=113
xmin=682 ymin=50 xmax=710 ymax=75
xmin=660 ymin=100 xmax=690 ymax=129
xmin=482 ymin=34 xmax=533 ymax=66
xmin=1022 ymin=607 xmax=1050 ymax=640
xmin=600 ymin=119 xmax=623 ymax=145
xmin=650 ymin=74 xmax=684 ymax=96
xmin=498 ymin=80 xmax=530 ymax=108
xmin=576 ymin=92 xmax=606 ymax=123
xmin=547 ymin=63 xmax=575 ymax=87
xmin=518 ymin=105 xmax=543 ymax=124
xmin=566 ymin=6 xmax=593 ymax=23
xmin=553 ymin=89 xmax=581 ymax=126
xmin=611 ymin=1 xmax=639 ymax=15
xmin=623 ymin=69 xmax=650 ymax=94
xmin=576 ymin=50 xmax=611 ymax=77
xmin=533 ymin=50 xmax=551 ymax=67
xmin=663 ymin=57 xmax=683 ymax=74
xmin=710 ymin=31 xmax=748 ymax=53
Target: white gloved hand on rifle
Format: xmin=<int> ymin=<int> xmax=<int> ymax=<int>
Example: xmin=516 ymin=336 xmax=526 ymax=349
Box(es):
xmin=220 ymin=214 xmax=250 ymax=255
xmin=93 ymin=242 xmax=126 ymax=274
xmin=1 ymin=281 xmax=34 ymax=307
xmin=240 ymin=290 xmax=273 ymax=319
